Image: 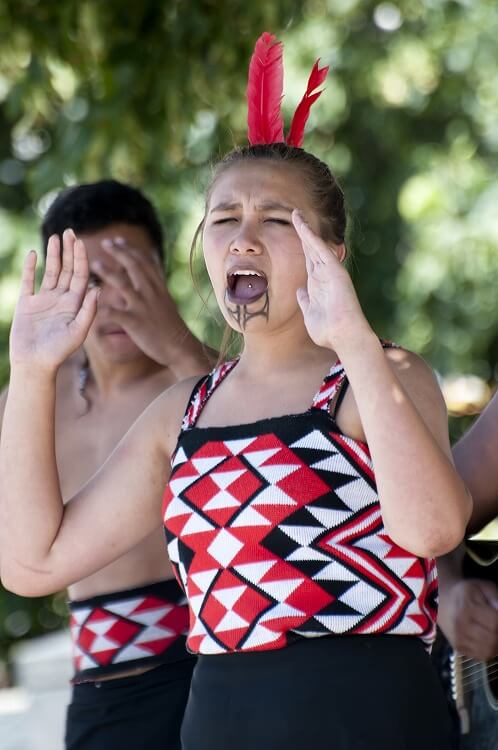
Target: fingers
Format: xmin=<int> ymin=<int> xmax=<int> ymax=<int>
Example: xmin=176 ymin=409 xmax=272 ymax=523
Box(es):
xmin=450 ymin=582 xmax=498 ymax=658
xmin=101 ymin=240 xmax=163 ymax=290
xmin=102 ymin=237 xmax=163 ymax=271
xmin=292 ymin=210 xmax=329 ymax=265
xmin=40 ymin=235 xmax=61 ymax=291
xmin=56 ymin=229 xmax=76 ymax=291
xmin=69 ymin=238 xmax=90 ymax=300
xmin=304 ymin=252 xmax=314 ymax=278
xmin=19 ymin=250 xmax=37 ymax=297
xmin=461 ymin=618 xmax=498 ymax=661
xmin=70 ymin=287 xmax=100 ymax=339
xmin=296 ymin=287 xmax=310 ymax=316
xmin=292 ymin=209 xmax=343 ymax=268
xmin=100 ymin=250 xmax=142 ymax=292
xmin=90 ymin=260 xmax=135 ymax=305
xmin=477 ymin=580 xmax=498 ymax=612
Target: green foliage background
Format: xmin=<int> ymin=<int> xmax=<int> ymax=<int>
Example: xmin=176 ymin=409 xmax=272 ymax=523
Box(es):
xmin=1 ymin=0 xmax=497 ymax=664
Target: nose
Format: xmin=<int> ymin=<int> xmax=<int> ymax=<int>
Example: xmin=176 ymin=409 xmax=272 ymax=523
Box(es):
xmin=98 ymin=282 xmax=127 ymax=310
xmin=229 ymin=221 xmax=263 ymax=255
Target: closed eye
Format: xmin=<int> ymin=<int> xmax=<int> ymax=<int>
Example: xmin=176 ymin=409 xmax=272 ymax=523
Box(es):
xmin=213 ymin=217 xmax=237 ymax=225
xmin=265 ymin=218 xmax=290 ymax=225
xmin=88 ymin=272 xmax=102 ymax=288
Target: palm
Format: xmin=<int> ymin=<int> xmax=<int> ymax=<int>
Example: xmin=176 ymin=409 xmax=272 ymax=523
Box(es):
xmin=303 ymin=262 xmax=359 ymax=343
xmin=292 ymin=210 xmax=366 ymax=350
xmin=10 ymin=231 xmax=99 ymax=369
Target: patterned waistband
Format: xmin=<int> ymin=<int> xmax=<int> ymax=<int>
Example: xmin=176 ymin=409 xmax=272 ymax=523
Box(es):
xmin=69 ymin=579 xmax=193 ymax=683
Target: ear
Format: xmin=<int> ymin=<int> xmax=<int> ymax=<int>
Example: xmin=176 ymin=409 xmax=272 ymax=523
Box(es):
xmin=331 ymin=242 xmax=347 ymax=263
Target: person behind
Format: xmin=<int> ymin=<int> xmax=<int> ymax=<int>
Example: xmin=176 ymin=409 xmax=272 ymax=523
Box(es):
xmin=438 ymin=389 xmax=498 ymax=664
xmin=0 ymin=179 xmax=212 ymax=750
xmin=435 ymin=391 xmax=498 ymax=749
xmin=1 ymin=34 xmax=472 ymax=750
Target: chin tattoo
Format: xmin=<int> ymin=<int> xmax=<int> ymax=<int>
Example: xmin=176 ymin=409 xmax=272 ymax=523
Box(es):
xmin=225 ymin=291 xmax=270 ymax=330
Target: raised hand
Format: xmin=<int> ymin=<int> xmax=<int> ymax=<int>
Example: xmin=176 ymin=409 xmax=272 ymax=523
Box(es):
xmin=292 ymin=210 xmax=370 ymax=352
xmin=438 ymin=578 xmax=498 ymax=661
xmin=10 ymin=229 xmax=99 ymax=372
xmin=90 ymin=237 xmax=192 ymax=366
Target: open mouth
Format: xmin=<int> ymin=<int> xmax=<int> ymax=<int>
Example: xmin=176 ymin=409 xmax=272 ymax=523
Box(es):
xmin=226 ymin=269 xmax=268 ymax=305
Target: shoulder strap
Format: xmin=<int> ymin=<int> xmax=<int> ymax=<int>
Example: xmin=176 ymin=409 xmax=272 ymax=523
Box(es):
xmin=311 ymin=340 xmax=399 ymax=415
xmin=311 ymin=360 xmax=346 ymax=412
xmin=180 ymin=359 xmax=238 ymax=431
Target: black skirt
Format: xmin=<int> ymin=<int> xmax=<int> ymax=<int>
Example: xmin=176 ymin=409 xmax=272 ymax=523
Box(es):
xmin=65 ymin=658 xmax=195 ymax=750
xmin=181 ymin=635 xmax=453 ymax=750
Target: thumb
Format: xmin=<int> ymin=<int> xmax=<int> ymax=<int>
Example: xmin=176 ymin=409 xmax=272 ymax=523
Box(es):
xmin=107 ymin=308 xmax=134 ymax=328
xmin=71 ymin=287 xmax=100 ymax=339
xmin=476 ymin=580 xmax=498 ymax=611
xmin=296 ymin=287 xmax=310 ymax=315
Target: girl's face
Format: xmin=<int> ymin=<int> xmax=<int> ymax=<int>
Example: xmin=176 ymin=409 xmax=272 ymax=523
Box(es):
xmin=202 ymin=161 xmax=323 ymax=334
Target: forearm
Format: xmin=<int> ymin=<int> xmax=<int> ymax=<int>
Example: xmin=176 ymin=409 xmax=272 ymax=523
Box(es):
xmin=336 ymin=329 xmax=471 ymax=556
xmin=437 ymin=544 xmax=465 ymax=591
xmin=156 ymin=321 xmax=215 ymax=378
xmin=0 ymin=367 xmax=63 ymax=580
xmin=453 ymin=389 xmax=498 ymax=533
xmin=437 ymin=544 xmax=465 ymax=642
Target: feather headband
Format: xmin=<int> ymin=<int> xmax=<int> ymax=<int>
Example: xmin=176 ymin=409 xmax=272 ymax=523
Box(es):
xmin=246 ymin=32 xmax=329 ymax=148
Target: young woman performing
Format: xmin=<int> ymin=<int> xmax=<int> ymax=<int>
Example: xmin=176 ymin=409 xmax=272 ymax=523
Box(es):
xmin=1 ymin=33 xmax=471 ymax=749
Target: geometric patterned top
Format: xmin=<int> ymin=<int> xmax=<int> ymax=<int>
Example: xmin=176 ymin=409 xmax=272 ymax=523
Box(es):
xmin=68 ymin=579 xmax=192 ymax=682
xmin=162 ymin=354 xmax=438 ymax=655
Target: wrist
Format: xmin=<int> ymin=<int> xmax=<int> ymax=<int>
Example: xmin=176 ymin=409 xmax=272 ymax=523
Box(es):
xmin=154 ymin=321 xmax=209 ymax=373
xmin=330 ymin=323 xmax=378 ymax=361
xmin=10 ymin=361 xmax=58 ymax=384
xmin=152 ymin=321 xmax=190 ymax=367
xmin=168 ymin=338 xmax=212 ymax=379
xmin=436 ymin=545 xmax=465 ymax=589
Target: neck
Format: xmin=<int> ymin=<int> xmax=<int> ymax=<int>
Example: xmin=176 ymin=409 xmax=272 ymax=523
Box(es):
xmin=82 ymin=353 xmax=164 ymax=398
xmin=235 ymin=320 xmax=335 ymax=378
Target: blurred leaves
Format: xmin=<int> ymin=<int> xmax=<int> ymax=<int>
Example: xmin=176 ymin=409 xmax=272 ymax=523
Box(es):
xmin=1 ymin=0 xmax=498 ymax=658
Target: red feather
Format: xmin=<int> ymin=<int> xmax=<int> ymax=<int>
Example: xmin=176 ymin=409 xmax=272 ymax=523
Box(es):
xmin=286 ymin=60 xmax=329 ymax=147
xmin=247 ymin=32 xmax=284 ymax=145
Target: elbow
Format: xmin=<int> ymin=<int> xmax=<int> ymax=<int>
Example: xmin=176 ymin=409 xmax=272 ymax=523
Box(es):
xmin=420 ymin=527 xmax=467 ymax=558
xmin=388 ymin=527 xmax=465 ymax=559
xmin=1 ymin=562 xmax=59 ymax=598
xmin=387 ymin=494 xmax=472 ymax=559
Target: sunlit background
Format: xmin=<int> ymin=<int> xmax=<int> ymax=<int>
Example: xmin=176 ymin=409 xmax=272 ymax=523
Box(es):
xmin=0 ymin=0 xmax=497 ymax=734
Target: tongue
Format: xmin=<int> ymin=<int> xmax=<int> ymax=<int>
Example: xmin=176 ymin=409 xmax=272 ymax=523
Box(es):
xmin=229 ymin=274 xmax=268 ymax=304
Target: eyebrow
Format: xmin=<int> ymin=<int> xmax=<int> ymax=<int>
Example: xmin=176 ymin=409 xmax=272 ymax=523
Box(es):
xmin=210 ymin=200 xmax=294 ymax=213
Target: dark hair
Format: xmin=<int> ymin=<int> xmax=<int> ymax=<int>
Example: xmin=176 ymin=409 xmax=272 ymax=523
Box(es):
xmin=190 ymin=143 xmax=348 ymax=361
xmin=41 ymin=179 xmax=164 ymax=261
xmin=42 ymin=179 xmax=165 ymax=413
xmin=207 ymin=143 xmax=346 ymax=243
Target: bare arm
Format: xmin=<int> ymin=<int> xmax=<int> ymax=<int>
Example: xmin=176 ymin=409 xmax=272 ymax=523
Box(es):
xmin=436 ymin=391 xmax=498 ymax=659
xmin=293 ymin=211 xmax=471 ymax=558
xmin=0 ymin=230 xmax=193 ymax=596
xmin=0 ymin=371 xmax=193 ymax=596
xmin=437 ymin=544 xmax=498 ymax=660
xmin=0 ymin=387 xmax=7 ymax=422
xmin=0 ymin=386 xmax=7 ymax=569
xmin=338 ymin=338 xmax=471 ymax=557
xmin=453 ymin=389 xmax=498 ymax=533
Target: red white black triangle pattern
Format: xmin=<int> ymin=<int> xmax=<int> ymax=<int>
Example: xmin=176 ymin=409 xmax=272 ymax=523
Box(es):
xmin=163 ymin=360 xmax=437 ymax=655
xmin=69 ymin=580 xmax=190 ymax=678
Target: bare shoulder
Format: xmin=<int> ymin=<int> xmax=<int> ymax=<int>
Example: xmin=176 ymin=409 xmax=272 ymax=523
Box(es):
xmin=148 ymin=372 xmax=207 ymax=455
xmin=384 ymin=347 xmax=444 ymax=407
xmin=385 ymin=346 xmax=450 ymax=451
xmin=0 ymin=384 xmax=8 ymax=429
xmin=337 ymin=347 xmax=444 ymax=440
